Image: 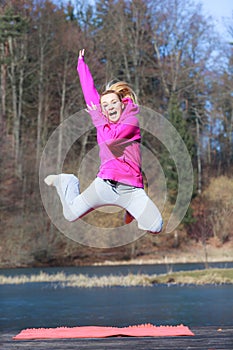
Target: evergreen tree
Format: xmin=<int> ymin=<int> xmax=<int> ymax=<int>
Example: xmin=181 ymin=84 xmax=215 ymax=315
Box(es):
xmin=160 ymin=96 xmax=195 ymax=225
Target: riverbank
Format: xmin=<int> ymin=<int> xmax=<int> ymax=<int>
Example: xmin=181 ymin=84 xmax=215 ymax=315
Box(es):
xmin=0 ymin=239 xmax=232 ymax=269
xmin=93 ymin=241 xmax=233 ymax=266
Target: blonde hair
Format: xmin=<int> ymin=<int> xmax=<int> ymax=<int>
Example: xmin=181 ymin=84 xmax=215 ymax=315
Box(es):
xmin=102 ymin=81 xmax=138 ymax=104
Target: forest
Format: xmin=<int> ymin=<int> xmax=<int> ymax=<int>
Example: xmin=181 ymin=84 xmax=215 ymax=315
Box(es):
xmin=0 ymin=0 xmax=232 ymax=267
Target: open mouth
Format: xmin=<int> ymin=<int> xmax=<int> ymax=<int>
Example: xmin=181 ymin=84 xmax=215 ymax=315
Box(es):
xmin=109 ymin=111 xmax=117 ymax=117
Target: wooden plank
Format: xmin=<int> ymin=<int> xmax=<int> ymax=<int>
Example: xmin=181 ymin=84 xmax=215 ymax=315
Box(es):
xmin=1 ymin=327 xmax=233 ymax=350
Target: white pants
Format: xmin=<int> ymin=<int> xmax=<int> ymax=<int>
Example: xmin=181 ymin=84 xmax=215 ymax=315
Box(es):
xmin=52 ymin=175 xmax=163 ymax=233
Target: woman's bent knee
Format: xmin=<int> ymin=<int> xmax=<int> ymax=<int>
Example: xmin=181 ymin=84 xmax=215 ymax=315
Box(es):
xmin=138 ymin=217 xmax=163 ymax=234
xmin=148 ymin=219 xmax=163 ymax=234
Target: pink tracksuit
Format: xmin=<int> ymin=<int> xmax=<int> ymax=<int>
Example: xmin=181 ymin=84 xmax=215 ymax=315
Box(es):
xmin=45 ymin=56 xmax=163 ymax=233
xmin=74 ymin=56 xmax=163 ymax=232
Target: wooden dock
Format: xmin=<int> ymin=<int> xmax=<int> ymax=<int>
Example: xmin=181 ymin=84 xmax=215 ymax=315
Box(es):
xmin=1 ymin=327 xmax=233 ymax=349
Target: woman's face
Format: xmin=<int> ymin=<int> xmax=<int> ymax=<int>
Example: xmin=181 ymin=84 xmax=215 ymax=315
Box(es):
xmin=101 ymin=93 xmax=124 ymax=123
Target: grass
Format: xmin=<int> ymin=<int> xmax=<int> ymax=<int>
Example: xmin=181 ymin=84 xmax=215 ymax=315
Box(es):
xmin=0 ymin=268 xmax=233 ymax=287
xmin=154 ymin=268 xmax=233 ymax=285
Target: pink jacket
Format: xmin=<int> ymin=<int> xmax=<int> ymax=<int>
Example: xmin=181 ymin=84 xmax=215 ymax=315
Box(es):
xmin=77 ymin=57 xmax=143 ymax=188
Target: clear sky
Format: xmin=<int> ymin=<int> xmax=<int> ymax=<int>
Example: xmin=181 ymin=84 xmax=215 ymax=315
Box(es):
xmin=71 ymin=0 xmax=233 ymax=40
xmin=198 ymin=0 xmax=233 ymax=39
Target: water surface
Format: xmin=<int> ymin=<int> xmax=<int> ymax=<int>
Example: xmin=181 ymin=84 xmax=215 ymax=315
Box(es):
xmin=0 ymin=263 xmax=232 ymax=332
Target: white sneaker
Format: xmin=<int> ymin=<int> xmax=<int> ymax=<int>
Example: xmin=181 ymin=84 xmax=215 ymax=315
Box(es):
xmin=44 ymin=174 xmax=58 ymax=186
xmin=44 ymin=174 xmax=80 ymax=221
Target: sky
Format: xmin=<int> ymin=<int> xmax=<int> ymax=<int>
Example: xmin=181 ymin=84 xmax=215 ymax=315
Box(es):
xmin=197 ymin=0 xmax=233 ymax=39
xmin=70 ymin=0 xmax=232 ymax=40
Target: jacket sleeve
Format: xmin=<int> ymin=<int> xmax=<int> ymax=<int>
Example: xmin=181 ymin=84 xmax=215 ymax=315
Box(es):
xmin=104 ymin=120 xmax=141 ymax=146
xmin=102 ymin=120 xmax=141 ymax=158
xmin=104 ymin=103 xmax=141 ymax=145
xmin=77 ymin=57 xmax=100 ymax=106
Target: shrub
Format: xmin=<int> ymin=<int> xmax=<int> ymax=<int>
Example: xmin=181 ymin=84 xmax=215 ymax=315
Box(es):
xmin=203 ymin=176 xmax=233 ymax=243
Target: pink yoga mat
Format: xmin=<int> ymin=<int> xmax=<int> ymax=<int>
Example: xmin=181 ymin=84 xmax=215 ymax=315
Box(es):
xmin=13 ymin=324 xmax=194 ymax=339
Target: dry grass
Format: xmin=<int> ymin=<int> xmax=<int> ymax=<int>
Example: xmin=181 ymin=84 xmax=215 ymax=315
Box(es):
xmin=0 ymin=268 xmax=232 ymax=287
xmin=155 ymin=268 xmax=233 ymax=285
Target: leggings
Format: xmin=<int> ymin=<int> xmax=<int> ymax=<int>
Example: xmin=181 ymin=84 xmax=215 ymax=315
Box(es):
xmin=57 ymin=176 xmax=163 ymax=233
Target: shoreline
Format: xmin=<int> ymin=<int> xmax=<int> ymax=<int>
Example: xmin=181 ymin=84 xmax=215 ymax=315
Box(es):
xmin=1 ymin=255 xmax=232 ymax=271
xmin=0 ymin=242 xmax=232 ymax=270
xmin=93 ymin=256 xmax=233 ymax=266
xmin=93 ymin=243 xmax=233 ymax=266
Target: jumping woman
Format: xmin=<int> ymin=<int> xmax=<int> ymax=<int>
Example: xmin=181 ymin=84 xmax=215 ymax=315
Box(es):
xmin=44 ymin=49 xmax=163 ymax=233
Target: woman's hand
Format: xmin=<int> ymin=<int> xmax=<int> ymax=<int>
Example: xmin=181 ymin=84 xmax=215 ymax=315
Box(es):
xmin=79 ymin=49 xmax=85 ymax=59
xmin=85 ymin=102 xmax=103 ymax=127
xmin=86 ymin=101 xmax=97 ymax=111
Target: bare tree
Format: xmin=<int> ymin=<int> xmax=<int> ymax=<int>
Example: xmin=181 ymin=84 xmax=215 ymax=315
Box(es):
xmin=4 ymin=9 xmax=28 ymax=177
xmin=149 ymin=0 xmax=216 ymax=105
xmin=94 ymin=0 xmax=152 ymax=99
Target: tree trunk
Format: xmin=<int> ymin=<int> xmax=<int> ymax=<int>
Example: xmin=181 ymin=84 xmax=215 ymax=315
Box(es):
xmin=228 ymin=108 xmax=233 ymax=167
xmin=8 ymin=36 xmax=22 ymax=178
xmin=0 ymin=43 xmax=7 ymax=132
xmin=153 ymin=40 xmax=170 ymax=98
xmin=36 ymin=32 xmax=44 ymax=173
xmin=195 ymin=110 xmax=202 ymax=194
xmin=57 ymin=57 xmax=68 ymax=172
xmin=17 ymin=41 xmax=26 ymax=178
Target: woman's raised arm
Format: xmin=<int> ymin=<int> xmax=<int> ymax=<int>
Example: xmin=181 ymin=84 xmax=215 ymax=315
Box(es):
xmin=77 ymin=49 xmax=100 ymax=106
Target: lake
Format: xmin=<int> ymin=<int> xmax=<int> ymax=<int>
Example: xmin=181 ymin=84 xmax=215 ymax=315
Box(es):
xmin=0 ymin=262 xmax=232 ymax=332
